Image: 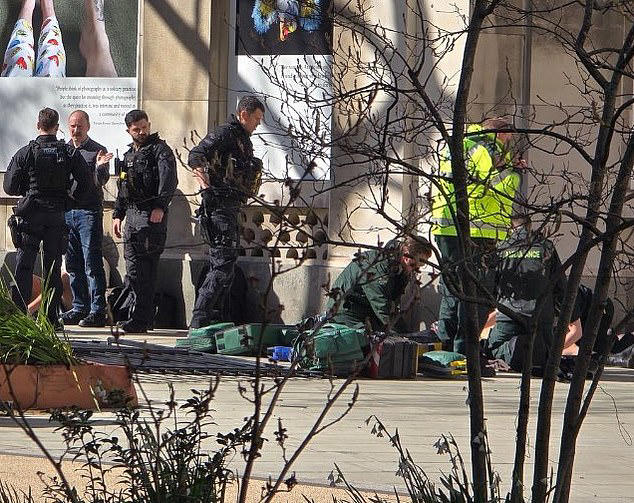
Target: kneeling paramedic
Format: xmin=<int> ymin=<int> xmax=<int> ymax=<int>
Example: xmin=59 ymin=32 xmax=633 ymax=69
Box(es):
xmin=488 ymin=213 xmax=566 ymax=372
xmin=326 ymin=237 xmax=433 ymax=332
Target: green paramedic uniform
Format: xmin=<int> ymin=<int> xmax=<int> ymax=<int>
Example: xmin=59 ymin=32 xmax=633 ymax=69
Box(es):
xmin=326 ymin=241 xmax=410 ymax=331
xmin=488 ymin=226 xmax=565 ymax=370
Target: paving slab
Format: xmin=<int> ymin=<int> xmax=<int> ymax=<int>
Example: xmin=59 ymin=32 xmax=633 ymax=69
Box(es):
xmin=0 ymin=327 xmax=632 ymax=502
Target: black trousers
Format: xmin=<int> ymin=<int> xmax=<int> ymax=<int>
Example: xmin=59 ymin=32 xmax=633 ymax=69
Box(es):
xmin=12 ymin=211 xmax=66 ymax=324
xmin=122 ymin=208 xmax=167 ymax=326
xmin=190 ymin=199 xmax=240 ymax=329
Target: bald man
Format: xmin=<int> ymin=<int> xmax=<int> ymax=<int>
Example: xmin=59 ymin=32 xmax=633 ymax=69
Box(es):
xmin=61 ymin=110 xmax=113 ymax=327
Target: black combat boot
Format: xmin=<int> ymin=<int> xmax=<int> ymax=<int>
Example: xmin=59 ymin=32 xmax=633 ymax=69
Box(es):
xmin=61 ymin=309 xmax=88 ymax=325
xmin=118 ymin=319 xmax=149 ymax=334
xmin=79 ymin=312 xmax=107 ymax=328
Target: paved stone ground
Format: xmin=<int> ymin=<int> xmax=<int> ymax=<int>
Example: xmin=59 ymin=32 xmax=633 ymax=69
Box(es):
xmin=1 ymin=327 xmax=633 ymax=502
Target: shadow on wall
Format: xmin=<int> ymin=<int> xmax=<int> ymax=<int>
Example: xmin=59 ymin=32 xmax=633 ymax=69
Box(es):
xmin=295 ymin=262 xmax=332 ymax=321
xmin=102 ymin=234 xmax=122 ymax=288
xmin=232 ymin=259 xmax=283 ymax=324
xmin=154 ymin=189 xmax=194 ymax=329
xmin=146 ymin=0 xmax=210 ymax=72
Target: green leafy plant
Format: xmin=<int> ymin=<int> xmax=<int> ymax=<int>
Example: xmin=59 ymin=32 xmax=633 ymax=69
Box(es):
xmin=0 ymin=270 xmax=75 ymax=366
xmin=19 ymin=384 xmax=247 ymax=503
xmin=323 ymin=416 xmax=515 ymax=503
xmin=0 ymin=481 xmax=34 ymax=503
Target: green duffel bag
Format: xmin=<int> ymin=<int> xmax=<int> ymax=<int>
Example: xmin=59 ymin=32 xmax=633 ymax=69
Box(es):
xmin=295 ymin=323 xmax=368 ymax=376
xmin=188 ymin=322 xmax=235 ymax=339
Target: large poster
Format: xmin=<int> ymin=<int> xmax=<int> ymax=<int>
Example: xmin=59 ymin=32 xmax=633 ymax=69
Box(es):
xmin=0 ymin=0 xmax=138 ymax=174
xmin=229 ymin=0 xmax=333 ymax=181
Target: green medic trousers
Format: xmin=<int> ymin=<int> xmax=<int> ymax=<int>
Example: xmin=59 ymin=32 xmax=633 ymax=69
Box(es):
xmin=435 ymin=235 xmax=496 ymax=354
xmin=487 ymin=320 xmax=552 ymax=371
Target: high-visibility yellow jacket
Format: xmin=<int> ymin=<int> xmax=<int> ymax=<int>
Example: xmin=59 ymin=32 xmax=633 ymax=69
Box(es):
xmin=431 ymin=124 xmax=521 ymax=240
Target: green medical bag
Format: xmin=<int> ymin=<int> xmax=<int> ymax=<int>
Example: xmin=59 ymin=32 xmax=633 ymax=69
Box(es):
xmin=296 ymin=323 xmax=368 ymax=376
xmin=215 ymin=323 xmax=291 ymax=356
xmin=175 ymin=322 xmax=235 ymax=353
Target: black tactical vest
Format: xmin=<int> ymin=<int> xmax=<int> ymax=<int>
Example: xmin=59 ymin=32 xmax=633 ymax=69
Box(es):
xmin=121 ymin=148 xmax=159 ymax=203
xmin=28 ymin=140 xmax=71 ymax=196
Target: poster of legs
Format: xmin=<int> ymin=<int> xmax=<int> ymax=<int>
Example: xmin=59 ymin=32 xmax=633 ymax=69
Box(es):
xmin=229 ymin=0 xmax=333 ymax=182
xmin=0 ymin=0 xmax=138 ymax=172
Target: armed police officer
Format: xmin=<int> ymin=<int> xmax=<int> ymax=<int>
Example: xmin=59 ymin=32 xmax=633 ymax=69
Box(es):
xmin=431 ymin=117 xmax=522 ymax=355
xmin=188 ymin=96 xmax=265 ymax=330
xmin=112 ymin=109 xmax=178 ymax=334
xmin=4 ymin=107 xmax=92 ymax=328
xmin=488 ymin=213 xmax=566 ymax=372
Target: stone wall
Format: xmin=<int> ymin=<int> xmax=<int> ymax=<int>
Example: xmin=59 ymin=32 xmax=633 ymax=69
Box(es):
xmin=0 ymin=1 xmax=629 ymax=329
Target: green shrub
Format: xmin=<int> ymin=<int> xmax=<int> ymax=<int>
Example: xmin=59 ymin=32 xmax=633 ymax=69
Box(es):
xmin=0 ymin=272 xmax=75 ymax=366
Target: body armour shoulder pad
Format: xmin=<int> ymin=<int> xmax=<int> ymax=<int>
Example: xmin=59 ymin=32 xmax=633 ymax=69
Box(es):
xmin=153 ymin=139 xmax=173 ymax=157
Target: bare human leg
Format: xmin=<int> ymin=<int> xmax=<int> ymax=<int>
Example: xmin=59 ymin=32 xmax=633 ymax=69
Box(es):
xmin=39 ymin=0 xmax=56 ymax=20
xmin=18 ymin=0 xmax=37 ymax=24
xmin=1 ymin=0 xmax=36 ymax=77
xmin=36 ymin=0 xmax=66 ymax=77
xmin=80 ymin=0 xmax=117 ymax=77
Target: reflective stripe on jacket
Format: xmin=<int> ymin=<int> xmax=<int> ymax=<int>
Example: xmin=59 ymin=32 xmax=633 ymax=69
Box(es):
xmin=431 ymin=124 xmax=520 ymax=240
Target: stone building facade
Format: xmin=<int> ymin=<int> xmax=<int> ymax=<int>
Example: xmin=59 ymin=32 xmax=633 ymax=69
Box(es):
xmin=0 ymin=1 xmax=631 ymax=329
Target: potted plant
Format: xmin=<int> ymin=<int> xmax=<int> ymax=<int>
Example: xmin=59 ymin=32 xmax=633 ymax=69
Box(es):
xmin=0 ymin=272 xmax=137 ymax=410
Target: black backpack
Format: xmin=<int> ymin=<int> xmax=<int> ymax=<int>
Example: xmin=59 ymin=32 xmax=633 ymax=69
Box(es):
xmin=107 ymin=280 xmax=136 ymax=324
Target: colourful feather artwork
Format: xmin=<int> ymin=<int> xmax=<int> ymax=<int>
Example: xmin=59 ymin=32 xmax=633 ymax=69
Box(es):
xmin=252 ymin=0 xmax=324 ymax=41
